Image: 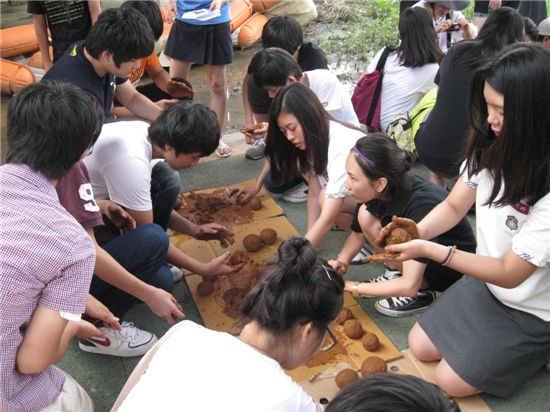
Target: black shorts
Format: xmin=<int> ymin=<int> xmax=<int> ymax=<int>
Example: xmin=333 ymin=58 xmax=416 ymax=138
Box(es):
xmin=165 ymin=19 xmax=233 ymax=65
xmin=474 ymin=1 xmax=520 ymax=14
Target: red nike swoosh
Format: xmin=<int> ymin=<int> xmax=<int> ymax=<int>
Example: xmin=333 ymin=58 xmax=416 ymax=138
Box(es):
xmin=87 ymin=337 xmax=111 ymax=347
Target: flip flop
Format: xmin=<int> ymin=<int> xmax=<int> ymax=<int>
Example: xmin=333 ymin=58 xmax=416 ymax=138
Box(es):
xmin=215 ymin=141 xmax=232 ymax=158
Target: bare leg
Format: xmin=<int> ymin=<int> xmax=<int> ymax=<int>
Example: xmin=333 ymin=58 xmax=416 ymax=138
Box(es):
xmin=169 ymin=58 xmax=192 ymax=80
xmin=207 ymin=64 xmax=231 ymax=156
xmin=408 ymin=322 xmax=442 ymax=361
xmin=435 ymin=358 xmax=482 ymax=397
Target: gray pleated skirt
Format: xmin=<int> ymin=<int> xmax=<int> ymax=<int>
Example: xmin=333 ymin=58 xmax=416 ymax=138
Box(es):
xmin=418 ymin=276 xmax=550 ymax=397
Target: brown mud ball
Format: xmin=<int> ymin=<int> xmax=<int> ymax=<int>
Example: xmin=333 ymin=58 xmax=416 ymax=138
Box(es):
xmin=250 ymin=197 xmax=262 ymax=210
xmin=361 ymin=356 xmax=387 ymax=376
xmin=197 ymin=280 xmax=214 ymax=297
xmin=243 ymin=234 xmax=262 ymax=253
xmin=362 ymin=332 xmax=380 ymax=352
xmin=386 ymin=227 xmax=412 ymax=245
xmin=335 ymin=369 xmax=359 ymax=389
xmin=337 ymin=308 xmax=354 ymax=325
xmin=228 ymin=250 xmax=250 ymax=266
xmin=259 ymin=228 xmax=277 ymax=245
xmin=343 ymin=319 xmax=364 ymax=339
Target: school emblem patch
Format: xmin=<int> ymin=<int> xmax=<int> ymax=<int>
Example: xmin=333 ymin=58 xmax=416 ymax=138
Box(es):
xmin=505 ymin=215 xmax=518 ymax=231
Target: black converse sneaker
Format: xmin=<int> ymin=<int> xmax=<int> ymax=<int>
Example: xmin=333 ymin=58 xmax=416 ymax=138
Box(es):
xmin=366 ymin=269 xmax=402 ymax=283
xmin=374 ymin=289 xmax=435 ymax=317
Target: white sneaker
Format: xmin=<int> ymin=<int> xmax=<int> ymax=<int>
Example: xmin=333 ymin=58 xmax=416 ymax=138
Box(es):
xmin=366 ymin=269 xmax=401 ymax=283
xmin=245 ymin=139 xmax=266 ymax=160
xmin=78 ymin=321 xmax=158 ymax=357
xmin=351 ymin=244 xmax=375 ymax=265
xmin=169 ymin=264 xmax=184 ymax=282
xmin=281 ymin=182 xmax=308 ymax=203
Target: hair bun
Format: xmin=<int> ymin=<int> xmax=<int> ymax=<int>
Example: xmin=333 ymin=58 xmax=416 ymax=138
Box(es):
xmin=277 ymin=237 xmax=316 ymax=274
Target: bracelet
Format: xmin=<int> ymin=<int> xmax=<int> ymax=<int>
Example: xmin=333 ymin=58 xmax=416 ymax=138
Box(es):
xmin=351 ymin=282 xmax=360 ymax=298
xmin=441 ymin=245 xmax=457 ymax=267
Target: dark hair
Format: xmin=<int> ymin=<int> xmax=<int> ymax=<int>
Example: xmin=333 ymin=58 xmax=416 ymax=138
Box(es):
xmin=465 ymin=43 xmax=550 ymax=207
xmin=523 ymin=17 xmax=538 ymax=42
xmin=6 ymin=81 xmax=103 ymax=180
xmin=121 ymin=0 xmax=163 ymax=41
xmin=85 ymin=8 xmax=155 ymax=67
xmin=325 ymin=374 xmax=460 ymax=412
xmin=265 ymin=83 xmax=330 ymax=184
xmin=240 ymin=237 xmax=344 ymax=335
xmin=148 ymin=101 xmax=220 ymax=157
xmin=397 ymin=7 xmax=443 ymax=67
xmin=453 ymin=7 xmax=524 ymax=68
xmin=248 ymin=48 xmax=302 ymax=88
xmin=352 ymin=134 xmax=415 ymax=200
xmin=261 ymin=15 xmax=303 ymax=55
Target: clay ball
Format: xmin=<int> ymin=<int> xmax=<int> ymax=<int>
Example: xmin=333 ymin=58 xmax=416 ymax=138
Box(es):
xmin=343 ymin=319 xmax=364 ymax=339
xmin=259 ymin=228 xmax=277 ymax=245
xmin=361 ymin=356 xmax=387 ymax=376
xmin=243 ymin=234 xmax=262 ymax=252
xmin=386 ymin=227 xmax=411 ymax=245
xmin=228 ymin=250 xmax=249 ymax=266
xmin=335 ymin=368 xmax=359 ymax=389
xmin=337 ymin=308 xmax=354 ymax=325
xmin=362 ymin=332 xmax=380 ymax=352
xmin=197 ymin=280 xmax=214 ymax=297
xmin=250 ymin=197 xmax=262 ymax=210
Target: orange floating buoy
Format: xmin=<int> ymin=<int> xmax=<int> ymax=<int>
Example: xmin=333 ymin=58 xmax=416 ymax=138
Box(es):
xmin=0 ymin=24 xmax=39 ymax=58
xmin=238 ymin=13 xmax=268 ymax=48
xmin=251 ymin=0 xmax=280 ymax=13
xmin=230 ymin=0 xmax=253 ymax=32
xmin=1 ymin=59 xmax=36 ymax=95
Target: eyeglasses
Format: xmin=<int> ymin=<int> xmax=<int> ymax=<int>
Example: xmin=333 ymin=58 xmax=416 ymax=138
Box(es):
xmin=319 ymin=327 xmax=338 ymax=352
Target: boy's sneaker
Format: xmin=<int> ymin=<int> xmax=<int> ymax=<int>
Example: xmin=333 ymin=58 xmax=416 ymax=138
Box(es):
xmin=351 ymin=243 xmax=375 ymax=265
xmin=366 ymin=269 xmax=402 ymax=283
xmin=78 ymin=321 xmax=158 ymax=357
xmin=282 ymin=182 xmax=308 ymax=203
xmin=374 ymin=289 xmax=435 ymax=317
xmin=245 ymin=139 xmax=266 ymax=160
xmin=169 ymin=264 xmax=184 ymax=282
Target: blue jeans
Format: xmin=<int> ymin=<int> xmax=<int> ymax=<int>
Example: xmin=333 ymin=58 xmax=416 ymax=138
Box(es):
xmin=151 ymin=161 xmax=181 ymax=230
xmin=91 ymin=223 xmax=172 ymax=319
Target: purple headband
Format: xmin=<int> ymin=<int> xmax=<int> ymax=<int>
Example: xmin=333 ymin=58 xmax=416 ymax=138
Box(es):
xmin=352 ymin=146 xmax=375 ymax=167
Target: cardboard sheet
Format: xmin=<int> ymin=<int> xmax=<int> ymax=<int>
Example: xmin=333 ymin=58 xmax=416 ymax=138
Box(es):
xmin=297 ymin=352 xmax=490 ymax=412
xmin=174 ymin=179 xmax=284 ymax=227
xmin=287 ymin=304 xmax=402 ymax=382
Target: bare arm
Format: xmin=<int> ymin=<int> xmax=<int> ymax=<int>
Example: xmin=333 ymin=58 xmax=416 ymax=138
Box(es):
xmin=306 ymin=196 xmax=345 ymax=248
xmin=242 ymin=72 xmax=255 ymax=128
xmin=87 ymin=227 xmax=184 ymax=323
xmin=149 ymin=66 xmax=172 ymax=94
xmin=386 ymin=240 xmax=537 ymax=289
xmin=31 ymin=14 xmax=53 ymax=71
xmin=417 ymin=178 xmax=475 ymax=241
xmin=125 ymin=208 xmax=236 ymax=277
xmin=88 ymin=0 xmax=102 ymax=25
xmin=328 ymin=231 xmax=366 ymax=274
xmin=114 ymin=80 xmax=162 ymax=121
xmin=345 ymin=260 xmax=426 ymax=297
xmin=16 ymin=306 xmax=102 ymax=374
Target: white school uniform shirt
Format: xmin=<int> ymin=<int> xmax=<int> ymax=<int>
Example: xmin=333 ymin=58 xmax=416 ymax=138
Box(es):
xmin=83 ymin=120 xmax=153 ymax=211
xmin=413 ymin=0 xmax=476 ymax=53
xmin=322 ymin=120 xmax=366 ymax=199
xmin=463 ymin=166 xmax=550 ymax=321
xmin=306 ymin=69 xmax=360 ymax=125
xmin=119 ymin=321 xmax=320 ymax=412
xmin=368 ymin=48 xmax=438 ymax=131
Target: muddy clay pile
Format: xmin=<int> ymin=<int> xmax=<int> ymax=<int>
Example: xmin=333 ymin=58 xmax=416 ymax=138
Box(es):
xmin=176 ymin=189 xmax=263 ymax=226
